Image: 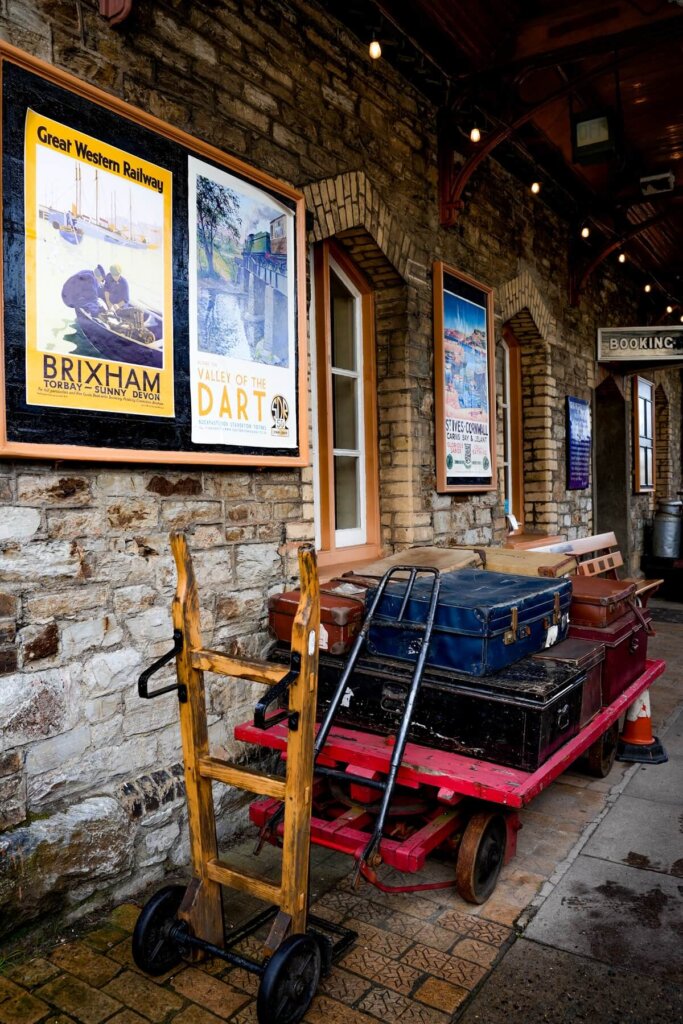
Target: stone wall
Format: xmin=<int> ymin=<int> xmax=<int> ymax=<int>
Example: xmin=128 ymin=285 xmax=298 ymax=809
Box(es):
xmin=1 ymin=0 xmax=681 ymax=932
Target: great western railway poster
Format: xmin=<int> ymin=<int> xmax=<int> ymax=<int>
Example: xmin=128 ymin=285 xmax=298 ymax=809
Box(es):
xmin=24 ymin=110 xmax=174 ymax=417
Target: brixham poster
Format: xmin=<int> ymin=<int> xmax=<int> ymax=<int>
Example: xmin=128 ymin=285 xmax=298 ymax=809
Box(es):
xmin=188 ymin=156 xmax=297 ymax=447
xmin=434 ymin=263 xmax=496 ymax=492
xmin=24 ymin=109 xmax=174 ymax=417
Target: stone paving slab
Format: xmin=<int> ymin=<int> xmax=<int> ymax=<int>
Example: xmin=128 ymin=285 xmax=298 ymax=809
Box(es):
xmin=624 ymin=754 xmax=683 ymax=803
xmin=524 ymin=857 xmax=683 ymax=984
xmin=582 ymin=795 xmax=683 ymax=876
xmin=455 ymin=938 xmax=683 ymax=1024
xmin=656 ymin=705 xmax=683 ymax=757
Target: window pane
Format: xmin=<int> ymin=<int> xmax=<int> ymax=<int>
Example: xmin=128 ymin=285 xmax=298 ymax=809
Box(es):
xmin=333 ymin=374 xmax=358 ymax=450
xmin=334 ymin=456 xmax=359 ymax=529
xmin=330 ymin=271 xmax=356 ymax=370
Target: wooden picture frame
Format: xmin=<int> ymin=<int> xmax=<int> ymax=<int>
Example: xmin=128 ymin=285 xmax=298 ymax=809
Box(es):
xmin=633 ymin=375 xmax=655 ymax=493
xmin=0 ymin=42 xmax=308 ymax=467
xmin=433 ymin=261 xmax=496 ymax=492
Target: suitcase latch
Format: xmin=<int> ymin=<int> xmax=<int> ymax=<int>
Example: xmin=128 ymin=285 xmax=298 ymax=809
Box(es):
xmin=504 ymin=606 xmax=519 ymax=645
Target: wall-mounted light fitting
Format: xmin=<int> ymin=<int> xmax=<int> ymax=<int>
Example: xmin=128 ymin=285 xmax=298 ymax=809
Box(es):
xmin=369 ymin=38 xmax=382 ymax=60
xmin=470 ymin=127 xmax=481 ymax=143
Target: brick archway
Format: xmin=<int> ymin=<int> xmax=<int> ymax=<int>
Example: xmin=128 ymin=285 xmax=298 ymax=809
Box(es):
xmin=500 ymin=270 xmax=559 ymax=534
xmin=302 ymin=171 xmax=417 ymax=281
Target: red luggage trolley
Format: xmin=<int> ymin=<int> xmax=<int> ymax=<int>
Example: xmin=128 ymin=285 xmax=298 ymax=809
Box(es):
xmin=237 ymin=659 xmax=666 ymax=903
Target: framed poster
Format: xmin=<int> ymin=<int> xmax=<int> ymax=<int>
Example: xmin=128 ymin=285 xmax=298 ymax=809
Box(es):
xmin=566 ymin=396 xmax=591 ymax=490
xmin=433 ymin=261 xmax=496 ymax=492
xmin=0 ymin=42 xmax=307 ymax=466
xmin=188 ymin=158 xmax=297 ymax=450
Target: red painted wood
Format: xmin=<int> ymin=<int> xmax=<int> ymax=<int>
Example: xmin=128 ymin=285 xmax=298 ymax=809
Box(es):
xmin=249 ymin=796 xmax=461 ymax=871
xmin=235 ymin=660 xmax=666 ymax=810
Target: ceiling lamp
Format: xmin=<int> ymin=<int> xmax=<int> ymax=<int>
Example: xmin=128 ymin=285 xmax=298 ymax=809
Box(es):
xmin=470 ymin=127 xmax=481 ymax=143
xmin=666 ymin=304 xmax=674 ymax=314
xmin=644 ymin=283 xmax=652 ymax=293
xmin=618 ymin=252 xmax=626 ymax=263
xmin=530 ymin=181 xmax=541 ymax=194
xmin=580 ymin=225 xmax=590 ymax=239
xmin=369 ymin=38 xmax=382 ymax=60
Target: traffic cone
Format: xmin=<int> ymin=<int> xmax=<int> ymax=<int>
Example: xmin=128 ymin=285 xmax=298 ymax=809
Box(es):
xmin=616 ymin=688 xmax=668 ymax=764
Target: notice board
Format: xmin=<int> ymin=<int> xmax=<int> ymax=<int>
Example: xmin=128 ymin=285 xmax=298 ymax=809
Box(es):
xmin=0 ymin=43 xmax=307 ymax=466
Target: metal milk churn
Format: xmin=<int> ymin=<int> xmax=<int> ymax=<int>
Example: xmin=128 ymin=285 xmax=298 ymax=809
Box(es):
xmin=652 ymin=500 xmax=683 ymax=558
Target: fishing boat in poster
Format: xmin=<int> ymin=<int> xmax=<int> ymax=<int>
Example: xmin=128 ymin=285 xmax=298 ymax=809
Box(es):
xmin=61 ymin=270 xmax=164 ymax=369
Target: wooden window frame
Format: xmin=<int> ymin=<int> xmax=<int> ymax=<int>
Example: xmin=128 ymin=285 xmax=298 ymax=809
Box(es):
xmin=313 ymin=240 xmax=380 ymax=571
xmin=633 ymin=375 xmax=655 ymax=493
xmin=500 ymin=325 xmax=524 ymax=527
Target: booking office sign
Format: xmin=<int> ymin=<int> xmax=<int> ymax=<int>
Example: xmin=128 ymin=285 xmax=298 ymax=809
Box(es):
xmin=24 ymin=110 xmax=174 ymax=416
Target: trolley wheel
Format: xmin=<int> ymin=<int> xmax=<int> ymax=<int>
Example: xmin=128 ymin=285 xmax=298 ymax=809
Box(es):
xmin=132 ymin=885 xmax=185 ymax=976
xmin=257 ymin=934 xmax=322 ymax=1024
xmin=584 ymin=721 xmax=619 ymax=778
xmin=456 ymin=811 xmax=506 ymax=904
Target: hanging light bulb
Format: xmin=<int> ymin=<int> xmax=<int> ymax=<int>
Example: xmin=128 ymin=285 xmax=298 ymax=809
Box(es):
xmin=580 ymin=225 xmax=590 ymax=238
xmin=369 ymin=38 xmax=382 ymax=60
xmin=470 ymin=127 xmax=481 ymax=143
xmin=680 ymin=314 xmax=683 ymax=323
xmin=644 ymin=283 xmax=652 ymax=293
xmin=530 ymin=181 xmax=541 ymax=194
xmin=618 ymin=252 xmax=626 ymax=263
xmin=666 ymin=304 xmax=673 ymax=314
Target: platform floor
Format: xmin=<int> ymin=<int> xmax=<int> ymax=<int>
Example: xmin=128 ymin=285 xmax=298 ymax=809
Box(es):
xmin=1 ymin=613 xmax=681 ymax=1024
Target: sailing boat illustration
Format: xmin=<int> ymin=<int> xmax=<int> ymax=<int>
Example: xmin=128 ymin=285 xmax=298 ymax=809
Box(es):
xmin=40 ymin=165 xmax=156 ymax=249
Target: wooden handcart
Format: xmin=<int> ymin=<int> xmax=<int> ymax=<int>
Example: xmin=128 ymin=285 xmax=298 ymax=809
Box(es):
xmin=131 ymin=533 xmax=354 ymax=1024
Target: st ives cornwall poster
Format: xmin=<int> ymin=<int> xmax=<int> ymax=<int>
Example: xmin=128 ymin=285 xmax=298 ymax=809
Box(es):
xmin=188 ymin=156 xmax=297 ymax=448
xmin=24 ymin=110 xmax=174 ymax=417
xmin=442 ymin=288 xmax=492 ymax=479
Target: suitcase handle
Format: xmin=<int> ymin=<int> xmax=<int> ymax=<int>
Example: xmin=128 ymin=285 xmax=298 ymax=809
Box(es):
xmin=556 ymin=703 xmax=571 ymax=732
xmin=628 ymin=597 xmax=655 ymax=637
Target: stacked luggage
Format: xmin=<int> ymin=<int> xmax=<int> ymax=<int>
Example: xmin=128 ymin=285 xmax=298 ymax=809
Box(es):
xmin=268 ymin=554 xmax=651 ymax=773
xmin=567 ymin=577 xmax=652 ymax=703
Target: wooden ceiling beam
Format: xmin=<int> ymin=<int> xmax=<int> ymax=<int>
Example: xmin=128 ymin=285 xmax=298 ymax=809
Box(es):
xmin=512 ymin=0 xmax=683 ymax=66
xmin=571 ymin=200 xmax=683 ymax=304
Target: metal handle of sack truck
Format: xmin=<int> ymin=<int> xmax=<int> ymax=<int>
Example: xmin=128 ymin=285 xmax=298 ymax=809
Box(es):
xmin=138 ymin=629 xmax=186 ymax=702
xmin=253 ymin=651 xmax=302 ymax=730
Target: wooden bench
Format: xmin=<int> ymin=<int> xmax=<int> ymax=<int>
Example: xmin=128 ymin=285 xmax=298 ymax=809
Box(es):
xmin=532 ymin=532 xmax=663 ymax=606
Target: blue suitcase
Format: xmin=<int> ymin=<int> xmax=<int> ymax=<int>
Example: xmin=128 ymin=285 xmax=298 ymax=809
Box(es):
xmin=366 ymin=568 xmax=571 ymax=676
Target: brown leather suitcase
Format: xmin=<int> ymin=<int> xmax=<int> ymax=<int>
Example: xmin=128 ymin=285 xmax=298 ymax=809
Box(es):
xmin=268 ymin=578 xmax=367 ymax=656
xmin=568 ymin=608 xmax=652 ymax=704
xmin=569 ymin=576 xmax=636 ymax=627
xmin=533 ymin=637 xmax=605 ymax=727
